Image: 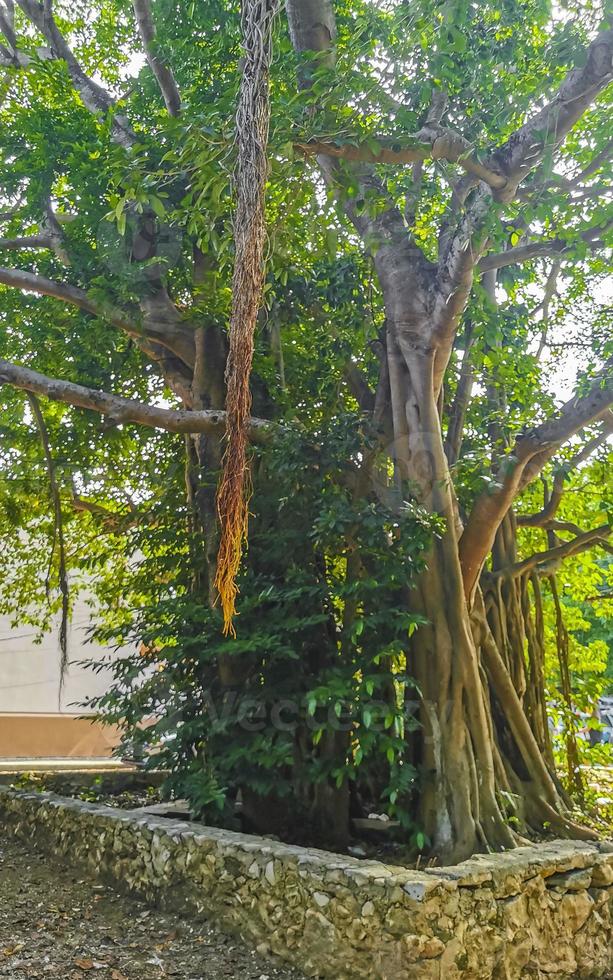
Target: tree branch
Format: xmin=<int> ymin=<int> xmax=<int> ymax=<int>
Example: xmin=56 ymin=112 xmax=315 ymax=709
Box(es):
xmin=0 ymin=0 xmax=32 ymax=66
xmin=0 ymin=359 xmax=271 ymax=442
xmin=295 ymin=129 xmax=508 ymax=190
xmin=0 ymin=1 xmax=16 ymax=49
xmin=493 ymin=524 xmax=612 ymax=579
xmin=416 ymin=30 xmax=613 ymax=399
xmin=132 ymin=0 xmax=181 ymax=117
xmin=0 ymin=265 xmax=195 ymax=367
xmin=460 ymin=360 xmax=613 ymax=597
xmin=0 ymin=203 xmax=75 ymax=265
xmin=575 ymin=138 xmax=613 ymax=182
xmin=71 ymin=493 xmax=156 ymax=531
xmin=534 ymin=258 xmax=562 ymax=359
xmin=0 ymin=206 xmax=20 ymax=223
xmin=488 ymin=29 xmax=613 ymax=200
xmin=296 ymin=31 xmax=612 ymax=207
xmin=519 ymin=140 xmax=613 ymax=203
xmin=0 ymin=234 xmax=56 ymax=250
xmin=13 ymin=0 xmax=135 ymax=146
xmin=518 ymin=371 xmax=613 ymax=483
xmin=433 ymin=183 xmax=491 ymax=354
xmin=344 ymin=361 xmax=375 ymax=412
xmin=287 ymin=0 xmax=435 ymax=330
xmin=517 ymin=422 xmax=611 ymax=527
xmin=478 ymin=223 xmax=610 ymax=273
xmin=0 ymin=263 xmax=133 ymax=323
xmin=444 ymin=322 xmax=475 ymax=466
xmin=286 ymin=0 xmax=336 ymax=85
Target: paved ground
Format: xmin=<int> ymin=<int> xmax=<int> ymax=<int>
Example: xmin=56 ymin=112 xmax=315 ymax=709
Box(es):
xmin=0 ymin=835 xmax=306 ymax=980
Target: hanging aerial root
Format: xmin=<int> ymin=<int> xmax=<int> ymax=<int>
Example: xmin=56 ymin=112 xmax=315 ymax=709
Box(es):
xmin=214 ymin=0 xmax=279 ymax=636
xmin=27 ymin=393 xmax=70 ymax=698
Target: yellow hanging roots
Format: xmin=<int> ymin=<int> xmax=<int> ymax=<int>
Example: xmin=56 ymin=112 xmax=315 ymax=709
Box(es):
xmin=215 ymin=0 xmax=278 ymax=636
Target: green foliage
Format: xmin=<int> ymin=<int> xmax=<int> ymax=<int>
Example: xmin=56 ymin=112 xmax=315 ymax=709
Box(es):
xmin=88 ymin=416 xmax=435 ymax=834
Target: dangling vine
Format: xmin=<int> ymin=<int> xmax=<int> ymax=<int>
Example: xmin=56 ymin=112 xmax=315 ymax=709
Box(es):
xmin=214 ymin=0 xmax=279 ymax=636
xmin=26 ymin=393 xmax=70 ymax=697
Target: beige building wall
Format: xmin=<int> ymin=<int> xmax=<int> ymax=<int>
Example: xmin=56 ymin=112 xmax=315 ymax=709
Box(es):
xmin=0 ymin=600 xmax=125 ymax=758
xmin=0 ymin=715 xmax=122 ymax=758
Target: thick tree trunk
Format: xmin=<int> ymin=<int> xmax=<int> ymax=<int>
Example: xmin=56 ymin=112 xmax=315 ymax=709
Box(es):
xmin=385 ymin=333 xmax=512 ymax=859
xmin=409 ymin=555 xmax=516 ymax=860
xmin=385 ymin=319 xmax=596 ymax=860
xmin=185 ymin=324 xmax=225 ymax=606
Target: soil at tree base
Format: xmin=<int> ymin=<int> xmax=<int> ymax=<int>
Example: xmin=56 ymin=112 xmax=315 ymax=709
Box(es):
xmin=0 ymin=835 xmax=306 ymax=980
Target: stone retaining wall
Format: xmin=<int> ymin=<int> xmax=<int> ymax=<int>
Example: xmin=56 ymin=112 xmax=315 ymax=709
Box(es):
xmin=0 ymin=768 xmax=167 ymax=793
xmin=0 ymin=787 xmax=611 ymax=979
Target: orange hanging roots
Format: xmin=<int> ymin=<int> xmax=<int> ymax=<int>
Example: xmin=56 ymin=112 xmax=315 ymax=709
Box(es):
xmin=214 ymin=0 xmax=278 ymax=636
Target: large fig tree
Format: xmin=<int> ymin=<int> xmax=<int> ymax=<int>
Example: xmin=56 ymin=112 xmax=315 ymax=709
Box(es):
xmin=0 ymin=0 xmax=611 ymax=861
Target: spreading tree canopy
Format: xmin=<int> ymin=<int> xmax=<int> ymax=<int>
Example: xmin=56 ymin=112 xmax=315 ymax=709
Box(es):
xmin=0 ymin=0 xmax=611 ymax=861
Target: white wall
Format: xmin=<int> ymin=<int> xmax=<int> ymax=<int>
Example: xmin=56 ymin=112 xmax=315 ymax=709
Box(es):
xmin=0 ymin=599 xmax=125 ymax=715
